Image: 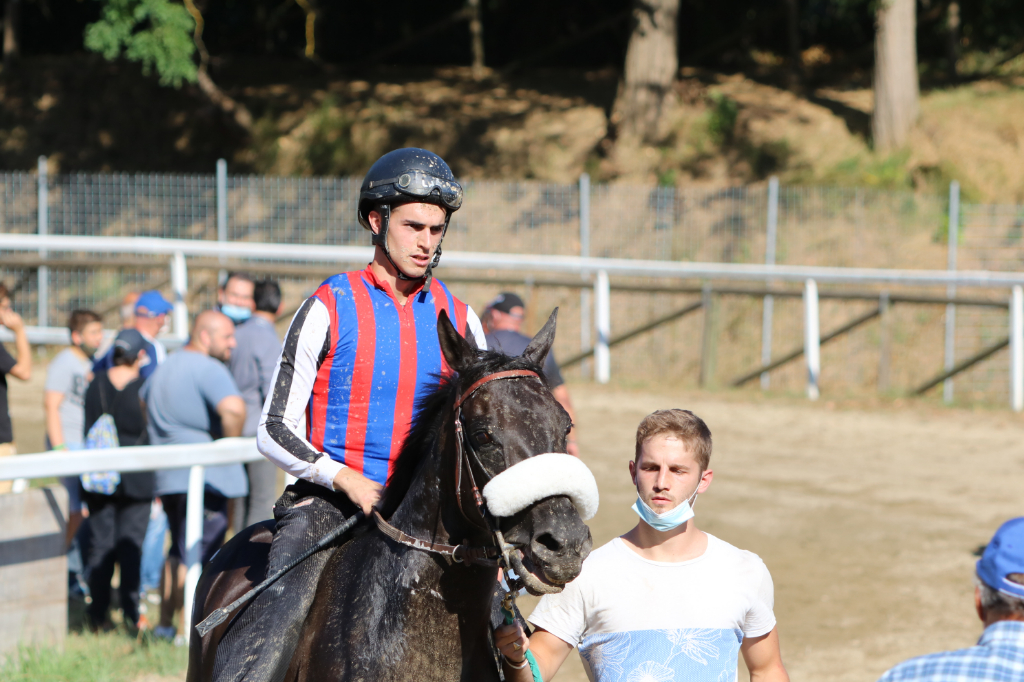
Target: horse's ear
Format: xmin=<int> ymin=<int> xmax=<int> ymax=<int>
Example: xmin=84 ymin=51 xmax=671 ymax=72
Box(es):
xmin=437 ymin=309 xmax=475 ymax=372
xmin=522 ymin=308 xmax=558 ymax=368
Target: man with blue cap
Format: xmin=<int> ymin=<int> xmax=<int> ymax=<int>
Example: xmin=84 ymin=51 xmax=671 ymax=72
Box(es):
xmin=877 ymin=518 xmax=1024 ymax=681
xmin=93 ymin=289 xmax=172 ymax=380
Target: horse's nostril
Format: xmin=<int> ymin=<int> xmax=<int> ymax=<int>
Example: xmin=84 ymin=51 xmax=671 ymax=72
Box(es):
xmin=534 ymin=533 xmax=562 ymax=553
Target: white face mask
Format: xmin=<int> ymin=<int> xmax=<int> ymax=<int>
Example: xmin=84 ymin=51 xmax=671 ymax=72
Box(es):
xmin=631 ymin=480 xmax=701 ymax=532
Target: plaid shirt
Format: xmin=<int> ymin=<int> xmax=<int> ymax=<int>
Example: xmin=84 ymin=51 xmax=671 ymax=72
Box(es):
xmin=878 ymin=621 xmax=1024 ymax=682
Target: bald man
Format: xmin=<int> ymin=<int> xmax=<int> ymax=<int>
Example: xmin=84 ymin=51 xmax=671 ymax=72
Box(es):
xmin=141 ymin=310 xmax=247 ymax=642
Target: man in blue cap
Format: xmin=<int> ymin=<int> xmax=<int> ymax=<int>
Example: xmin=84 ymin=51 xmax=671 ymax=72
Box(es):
xmin=94 ymin=290 xmax=172 ymax=380
xmin=877 ymin=518 xmax=1024 ymax=681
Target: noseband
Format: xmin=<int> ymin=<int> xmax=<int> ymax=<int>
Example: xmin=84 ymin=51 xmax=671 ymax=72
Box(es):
xmin=372 ymin=368 xmax=542 ymax=568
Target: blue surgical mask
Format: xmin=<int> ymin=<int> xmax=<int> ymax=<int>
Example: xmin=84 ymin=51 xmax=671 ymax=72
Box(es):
xmin=631 ymin=483 xmax=701 ymax=532
xmin=220 ymin=303 xmax=251 ymax=324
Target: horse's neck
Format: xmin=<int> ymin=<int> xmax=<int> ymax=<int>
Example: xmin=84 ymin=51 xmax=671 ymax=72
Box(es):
xmin=387 ymin=423 xmax=473 ymax=547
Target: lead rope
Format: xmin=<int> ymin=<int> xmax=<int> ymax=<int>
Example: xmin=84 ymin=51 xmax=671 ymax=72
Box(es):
xmin=499 ymin=575 xmax=543 ymax=682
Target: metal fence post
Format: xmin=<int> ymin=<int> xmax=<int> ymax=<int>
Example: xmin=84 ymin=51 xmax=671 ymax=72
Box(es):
xmin=182 ymin=464 xmax=205 ymax=642
xmin=761 ymin=176 xmax=779 ymax=388
xmin=36 ymin=156 xmax=48 ymax=328
xmin=216 ymin=159 xmax=228 ymax=286
xmin=594 ymin=269 xmax=610 ymax=384
xmin=944 ymin=180 xmax=960 ymax=404
xmin=171 ymin=251 xmax=189 ymax=340
xmin=700 ymin=283 xmax=716 ymax=387
xmin=1012 ymin=285 xmax=1023 ymax=412
xmin=804 ymin=278 xmax=820 ymax=400
xmin=579 ymin=173 xmax=591 ymax=377
xmin=878 ymin=291 xmax=892 ymax=393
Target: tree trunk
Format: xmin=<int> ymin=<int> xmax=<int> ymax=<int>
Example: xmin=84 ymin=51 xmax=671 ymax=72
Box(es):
xmin=872 ymin=0 xmax=919 ymax=151
xmin=611 ymin=0 xmax=679 ymax=143
xmin=784 ymin=0 xmax=802 ymax=87
xmin=467 ymin=0 xmax=484 ymax=79
xmin=3 ymin=0 xmax=21 ymax=69
xmin=183 ymin=0 xmax=254 ymax=133
xmin=945 ymin=0 xmax=960 ymax=80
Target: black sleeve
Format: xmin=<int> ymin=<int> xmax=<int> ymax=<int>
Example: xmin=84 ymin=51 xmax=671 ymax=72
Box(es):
xmin=83 ymin=373 xmax=103 ymax=440
xmin=543 ymin=350 xmax=565 ymax=388
xmin=0 ymin=344 xmax=16 ymax=375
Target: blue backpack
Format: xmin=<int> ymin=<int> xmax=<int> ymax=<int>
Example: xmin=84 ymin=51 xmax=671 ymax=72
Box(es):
xmin=80 ymin=379 xmax=122 ymax=495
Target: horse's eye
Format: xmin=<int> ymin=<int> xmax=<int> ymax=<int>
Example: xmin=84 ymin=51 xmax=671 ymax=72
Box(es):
xmin=472 ymin=431 xmax=493 ymax=446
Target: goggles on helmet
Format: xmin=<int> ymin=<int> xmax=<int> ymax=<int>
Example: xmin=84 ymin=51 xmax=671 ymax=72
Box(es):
xmin=368 ymin=170 xmax=464 ymax=211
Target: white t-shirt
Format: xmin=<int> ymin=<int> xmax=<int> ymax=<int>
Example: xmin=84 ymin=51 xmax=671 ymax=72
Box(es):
xmin=529 ymin=534 xmax=776 ymax=682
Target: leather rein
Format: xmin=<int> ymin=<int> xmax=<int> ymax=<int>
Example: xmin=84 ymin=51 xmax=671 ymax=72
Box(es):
xmin=371 ymin=369 xmax=542 ymax=568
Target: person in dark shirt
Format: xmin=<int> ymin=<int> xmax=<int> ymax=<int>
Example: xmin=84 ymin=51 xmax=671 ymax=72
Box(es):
xmin=0 ymin=282 xmax=32 ymax=494
xmin=81 ymin=328 xmax=154 ymax=632
xmin=483 ymin=292 xmax=579 ymax=457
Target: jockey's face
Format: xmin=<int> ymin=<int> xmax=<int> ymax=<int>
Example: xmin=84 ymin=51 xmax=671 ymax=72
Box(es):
xmin=369 ymin=202 xmax=447 ymax=279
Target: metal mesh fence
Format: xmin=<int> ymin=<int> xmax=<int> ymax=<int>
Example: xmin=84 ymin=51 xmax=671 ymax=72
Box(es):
xmin=1 ymin=168 xmax=1021 ymax=405
xmin=952 ymin=204 xmax=1024 ymax=403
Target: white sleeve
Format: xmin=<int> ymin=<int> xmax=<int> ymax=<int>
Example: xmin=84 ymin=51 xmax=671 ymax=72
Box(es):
xmin=742 ymin=560 xmax=777 ymax=638
xmin=257 ymin=297 xmax=345 ymax=490
xmin=466 ymin=305 xmax=487 ymax=350
xmin=527 ymin=577 xmax=586 ymax=648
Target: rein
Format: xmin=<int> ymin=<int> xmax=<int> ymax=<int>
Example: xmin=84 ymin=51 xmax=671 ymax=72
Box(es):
xmin=370 ymin=369 xmax=541 ymax=567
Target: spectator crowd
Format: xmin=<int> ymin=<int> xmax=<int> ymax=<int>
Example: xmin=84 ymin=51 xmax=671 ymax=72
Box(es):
xmin=0 ymin=274 xmax=284 ymax=642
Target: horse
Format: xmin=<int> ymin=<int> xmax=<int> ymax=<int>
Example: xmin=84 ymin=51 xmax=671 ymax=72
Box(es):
xmin=188 ymin=308 xmax=596 ymax=681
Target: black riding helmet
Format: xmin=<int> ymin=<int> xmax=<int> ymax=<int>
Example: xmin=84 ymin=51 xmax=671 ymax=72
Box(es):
xmin=358 ymin=148 xmax=463 ymax=290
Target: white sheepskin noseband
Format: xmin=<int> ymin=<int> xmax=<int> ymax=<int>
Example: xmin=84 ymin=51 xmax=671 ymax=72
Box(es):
xmin=482 ymin=453 xmax=599 ymax=521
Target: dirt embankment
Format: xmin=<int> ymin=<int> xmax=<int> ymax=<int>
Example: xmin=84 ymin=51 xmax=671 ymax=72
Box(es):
xmin=3 ymin=56 xmax=1024 ymax=200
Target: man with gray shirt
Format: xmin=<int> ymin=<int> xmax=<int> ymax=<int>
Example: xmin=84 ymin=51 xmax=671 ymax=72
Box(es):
xmin=141 ymin=310 xmax=246 ymax=641
xmin=228 ymin=279 xmax=284 ymax=528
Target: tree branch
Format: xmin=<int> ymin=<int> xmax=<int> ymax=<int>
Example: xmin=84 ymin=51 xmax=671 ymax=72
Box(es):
xmin=182 ymin=0 xmax=254 ymax=132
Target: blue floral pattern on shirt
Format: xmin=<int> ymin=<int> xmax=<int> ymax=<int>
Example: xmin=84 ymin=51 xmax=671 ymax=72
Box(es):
xmin=580 ymin=628 xmax=743 ymax=682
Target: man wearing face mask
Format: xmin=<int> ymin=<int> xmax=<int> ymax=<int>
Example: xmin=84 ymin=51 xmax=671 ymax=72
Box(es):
xmin=218 ymin=271 xmax=256 ymax=327
xmin=495 ymin=409 xmax=789 ymax=682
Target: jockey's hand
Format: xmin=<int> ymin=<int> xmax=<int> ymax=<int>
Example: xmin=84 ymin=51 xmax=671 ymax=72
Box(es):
xmin=495 ymin=622 xmax=530 ymax=665
xmin=332 ymin=468 xmax=382 ymax=515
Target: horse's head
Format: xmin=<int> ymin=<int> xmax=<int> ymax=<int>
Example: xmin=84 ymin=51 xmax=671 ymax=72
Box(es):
xmin=437 ymin=308 xmax=595 ymax=595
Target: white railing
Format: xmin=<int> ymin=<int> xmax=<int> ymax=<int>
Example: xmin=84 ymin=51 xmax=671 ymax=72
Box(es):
xmin=2 ymin=233 xmax=1023 ymax=406
xmin=0 ymin=438 xmax=263 ymax=640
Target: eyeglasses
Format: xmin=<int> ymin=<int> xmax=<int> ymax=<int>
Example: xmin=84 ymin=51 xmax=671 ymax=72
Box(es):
xmin=369 ymin=171 xmax=463 ymax=210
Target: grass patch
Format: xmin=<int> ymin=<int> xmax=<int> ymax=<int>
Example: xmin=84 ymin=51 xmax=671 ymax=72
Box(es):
xmin=2 ymin=631 xmax=187 ymax=682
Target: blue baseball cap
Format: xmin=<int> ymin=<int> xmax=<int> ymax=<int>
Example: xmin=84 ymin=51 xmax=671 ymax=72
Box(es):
xmin=134 ymin=290 xmax=173 ymax=317
xmin=977 ymin=518 xmax=1024 ymax=598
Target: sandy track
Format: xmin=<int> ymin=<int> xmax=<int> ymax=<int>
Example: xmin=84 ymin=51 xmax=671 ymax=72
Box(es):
xmin=10 ymin=375 xmax=1024 ymax=681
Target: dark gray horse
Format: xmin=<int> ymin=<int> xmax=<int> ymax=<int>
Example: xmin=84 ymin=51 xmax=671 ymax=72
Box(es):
xmin=189 ymin=309 xmax=594 ymax=681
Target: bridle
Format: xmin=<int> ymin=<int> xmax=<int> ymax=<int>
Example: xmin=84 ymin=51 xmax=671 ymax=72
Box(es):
xmin=371 ymin=368 xmax=542 ymax=569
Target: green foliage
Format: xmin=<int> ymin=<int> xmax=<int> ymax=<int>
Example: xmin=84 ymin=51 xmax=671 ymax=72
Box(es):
xmin=823 ymin=152 xmax=914 ymax=190
xmin=84 ymin=0 xmax=197 ymax=87
xmin=2 ymin=631 xmax=187 ymax=682
xmin=707 ymin=93 xmax=738 ymax=146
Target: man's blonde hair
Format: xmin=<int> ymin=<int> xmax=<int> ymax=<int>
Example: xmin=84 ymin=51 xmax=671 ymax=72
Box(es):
xmin=634 ymin=409 xmax=712 ymax=470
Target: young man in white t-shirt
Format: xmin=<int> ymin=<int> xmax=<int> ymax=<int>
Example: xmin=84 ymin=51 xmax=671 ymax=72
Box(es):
xmin=495 ymin=409 xmax=789 ymax=682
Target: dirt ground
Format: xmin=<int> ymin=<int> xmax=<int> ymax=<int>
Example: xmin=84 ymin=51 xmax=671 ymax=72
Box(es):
xmin=9 ymin=373 xmax=1024 ymax=681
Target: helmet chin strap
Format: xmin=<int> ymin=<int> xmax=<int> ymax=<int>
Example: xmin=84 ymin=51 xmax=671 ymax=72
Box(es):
xmin=372 ymin=203 xmax=450 ymax=294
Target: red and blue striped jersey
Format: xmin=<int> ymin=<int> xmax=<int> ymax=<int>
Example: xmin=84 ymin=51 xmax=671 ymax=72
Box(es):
xmin=302 ymin=267 xmax=475 ymax=485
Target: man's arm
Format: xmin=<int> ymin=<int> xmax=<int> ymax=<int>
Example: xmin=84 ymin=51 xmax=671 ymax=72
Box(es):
xmin=494 ymin=623 xmax=574 ymax=682
xmin=0 ymin=308 xmax=31 ymax=381
xmin=217 ymin=395 xmax=246 ymax=438
xmin=550 ymin=385 xmax=578 ymax=457
xmin=741 ymin=627 xmax=789 ymax=682
xmin=44 ymin=391 xmax=66 ymax=448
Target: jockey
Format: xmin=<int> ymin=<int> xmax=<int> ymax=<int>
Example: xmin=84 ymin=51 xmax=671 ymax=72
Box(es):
xmin=213 ymin=148 xmax=486 ymax=681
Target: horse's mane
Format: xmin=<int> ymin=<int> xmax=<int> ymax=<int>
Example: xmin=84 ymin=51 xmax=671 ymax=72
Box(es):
xmin=377 ymin=347 xmax=547 ymax=518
